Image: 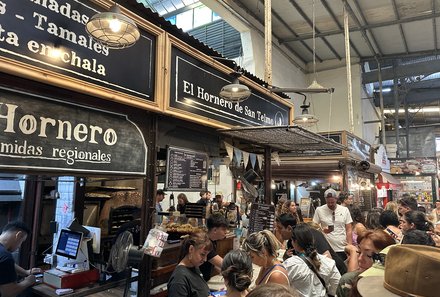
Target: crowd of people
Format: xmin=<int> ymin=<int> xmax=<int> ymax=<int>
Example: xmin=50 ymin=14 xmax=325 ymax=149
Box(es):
xmin=2 ymin=190 xmax=440 ymax=297
xmin=167 ymin=189 xmax=439 ymax=297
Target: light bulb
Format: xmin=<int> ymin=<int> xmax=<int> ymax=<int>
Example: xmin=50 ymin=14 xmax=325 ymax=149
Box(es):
xmin=231 ymin=86 xmax=239 ymax=92
xmin=109 ymin=18 xmax=122 ymax=32
xmin=302 ymin=117 xmax=308 ymax=122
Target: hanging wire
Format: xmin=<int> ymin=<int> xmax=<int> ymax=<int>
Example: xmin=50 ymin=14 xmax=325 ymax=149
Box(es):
xmin=312 ymin=0 xmax=317 ymax=81
xmin=328 ymin=91 xmax=333 ymax=139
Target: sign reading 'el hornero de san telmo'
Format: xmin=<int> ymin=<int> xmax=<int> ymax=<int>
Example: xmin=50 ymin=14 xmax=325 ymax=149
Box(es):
xmin=0 ymin=0 xmax=155 ymax=100
xmin=0 ymin=87 xmax=147 ymax=175
xmin=169 ymin=47 xmax=291 ymax=127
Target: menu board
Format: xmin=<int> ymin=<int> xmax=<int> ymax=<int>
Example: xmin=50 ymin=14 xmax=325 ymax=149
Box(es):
xmin=165 ymin=146 xmax=208 ymax=191
xmin=299 ymin=198 xmax=312 ymax=218
xmin=248 ymin=203 xmax=275 ymax=234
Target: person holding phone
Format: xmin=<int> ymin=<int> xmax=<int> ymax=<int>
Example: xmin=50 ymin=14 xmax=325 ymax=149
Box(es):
xmin=0 ymin=221 xmax=42 ymax=297
xmin=313 ymin=188 xmax=353 ymax=261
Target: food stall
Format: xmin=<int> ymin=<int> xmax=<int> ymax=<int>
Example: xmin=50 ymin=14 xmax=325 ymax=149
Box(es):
xmin=270 ymin=131 xmax=379 ymax=211
xmin=389 ymin=158 xmax=438 ymax=211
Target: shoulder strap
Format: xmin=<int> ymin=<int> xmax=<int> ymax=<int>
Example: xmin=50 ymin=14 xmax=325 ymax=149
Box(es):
xmin=257 ymin=264 xmax=286 ymax=285
xmin=299 ymin=255 xmax=327 ymax=291
xmin=264 ymin=268 xmax=290 ymax=285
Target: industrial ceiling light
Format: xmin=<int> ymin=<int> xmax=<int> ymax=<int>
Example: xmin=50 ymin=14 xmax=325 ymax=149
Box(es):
xmin=85 ymin=3 xmax=140 ymax=49
xmin=293 ymin=96 xmax=319 ymax=126
xmin=219 ymin=73 xmax=251 ymax=103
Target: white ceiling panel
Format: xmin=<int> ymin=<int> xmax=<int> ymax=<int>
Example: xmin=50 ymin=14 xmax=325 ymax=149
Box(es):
xmin=403 ymin=20 xmax=435 ymax=51
xmin=371 ymin=25 xmax=406 ymax=55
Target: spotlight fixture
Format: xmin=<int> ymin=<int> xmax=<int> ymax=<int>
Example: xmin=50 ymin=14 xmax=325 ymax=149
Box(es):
xmin=85 ymin=3 xmax=140 ymax=49
xmin=219 ymin=73 xmax=251 ymax=103
xmin=292 ymin=95 xmax=319 ymax=126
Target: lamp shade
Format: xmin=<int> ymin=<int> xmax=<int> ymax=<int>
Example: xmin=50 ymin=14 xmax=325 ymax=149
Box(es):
xmin=293 ymin=106 xmax=319 ymax=126
xmin=86 ymin=4 xmax=140 ymax=49
xmin=293 ymin=113 xmax=319 ymax=125
xmin=219 ymin=78 xmax=251 ymax=102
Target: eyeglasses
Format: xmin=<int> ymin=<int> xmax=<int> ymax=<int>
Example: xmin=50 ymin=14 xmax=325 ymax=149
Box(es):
xmin=372 ymin=252 xmax=386 ymax=266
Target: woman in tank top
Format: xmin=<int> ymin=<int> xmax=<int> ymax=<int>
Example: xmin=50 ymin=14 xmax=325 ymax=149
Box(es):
xmin=242 ymin=230 xmax=289 ymax=287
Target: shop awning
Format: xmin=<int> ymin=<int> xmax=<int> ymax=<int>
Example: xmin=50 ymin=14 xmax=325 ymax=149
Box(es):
xmin=218 ymin=125 xmax=347 ymax=152
xmin=380 ymin=172 xmax=401 ymax=184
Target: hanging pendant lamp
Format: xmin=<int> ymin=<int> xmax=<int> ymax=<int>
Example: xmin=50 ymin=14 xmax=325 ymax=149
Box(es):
xmin=86 ymin=3 xmax=140 ymax=49
xmin=220 ymin=77 xmax=251 ymax=103
xmin=293 ymin=96 xmax=319 ymax=126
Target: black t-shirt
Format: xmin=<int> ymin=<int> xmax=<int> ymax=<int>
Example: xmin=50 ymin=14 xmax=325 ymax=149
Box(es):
xmin=167 ymin=265 xmax=210 ymax=297
xmin=0 ymin=243 xmax=17 ymax=285
xmin=198 ymin=240 xmax=217 ymax=281
xmin=196 ymin=199 xmax=207 ymax=206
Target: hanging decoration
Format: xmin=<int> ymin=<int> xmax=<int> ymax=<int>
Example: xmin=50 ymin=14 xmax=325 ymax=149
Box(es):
xmin=257 ymin=155 xmax=264 ymax=169
xmin=271 ymin=151 xmax=281 ymax=166
xmin=249 ymin=153 xmax=257 ymax=169
xmin=233 ymin=147 xmax=243 ymax=164
xmin=224 ymin=142 xmax=234 ymax=161
xmin=242 ymin=151 xmax=250 ymax=169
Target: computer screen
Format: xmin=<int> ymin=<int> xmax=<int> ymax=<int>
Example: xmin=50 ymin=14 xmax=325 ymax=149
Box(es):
xmin=55 ymin=229 xmax=82 ymax=259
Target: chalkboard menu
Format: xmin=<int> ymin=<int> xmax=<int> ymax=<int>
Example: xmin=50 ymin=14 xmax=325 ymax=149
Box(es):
xmin=165 ymin=146 xmax=208 ymax=191
xmin=248 ymin=203 xmax=275 ymax=234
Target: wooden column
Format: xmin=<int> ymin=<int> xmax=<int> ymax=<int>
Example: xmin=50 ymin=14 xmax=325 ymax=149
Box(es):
xmin=264 ymin=147 xmax=272 ymax=204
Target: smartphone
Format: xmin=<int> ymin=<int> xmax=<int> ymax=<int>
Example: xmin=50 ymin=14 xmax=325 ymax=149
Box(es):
xmin=34 ymin=273 xmax=44 ymax=278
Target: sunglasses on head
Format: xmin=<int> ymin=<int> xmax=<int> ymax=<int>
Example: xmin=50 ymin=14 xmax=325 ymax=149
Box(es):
xmin=372 ymin=252 xmax=386 ymax=266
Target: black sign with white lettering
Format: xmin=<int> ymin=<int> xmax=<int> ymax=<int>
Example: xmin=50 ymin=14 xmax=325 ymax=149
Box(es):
xmin=165 ymin=146 xmax=208 ymax=191
xmin=0 ymin=0 xmax=155 ymax=100
xmin=170 ymin=47 xmax=290 ymax=127
xmin=0 ymin=87 xmax=147 ymax=175
xmin=248 ymin=203 xmax=275 ymax=234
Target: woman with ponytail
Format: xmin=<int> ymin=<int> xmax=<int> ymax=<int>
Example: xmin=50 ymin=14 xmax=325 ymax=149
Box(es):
xmin=221 ymin=250 xmax=253 ymax=297
xmin=167 ymin=231 xmax=212 ymax=297
xmin=399 ymin=210 xmax=434 ymax=233
xmin=283 ymin=223 xmax=341 ymax=297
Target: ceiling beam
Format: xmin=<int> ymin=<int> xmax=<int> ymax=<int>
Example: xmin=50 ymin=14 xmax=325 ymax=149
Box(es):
xmin=375 ymin=88 xmax=440 ymax=106
xmin=363 ymin=59 xmax=440 ymax=83
xmin=391 ymin=0 xmax=409 ymax=53
xmin=264 ymin=0 xmax=322 ymax=63
xmin=342 ymin=0 xmax=378 ymax=57
xmin=361 ymin=49 xmax=440 ymax=62
xmin=288 ymin=0 xmax=342 ymax=60
xmin=352 ymin=0 xmax=382 ymax=56
xmin=280 ymin=11 xmax=440 ymax=43
xmin=320 ymin=0 xmax=362 ymax=57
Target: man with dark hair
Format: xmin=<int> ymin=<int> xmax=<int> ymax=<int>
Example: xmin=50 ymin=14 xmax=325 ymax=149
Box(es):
xmin=0 ymin=221 xmax=41 ymax=297
xmin=199 ymin=213 xmax=228 ymax=281
xmin=398 ymin=196 xmax=418 ymax=216
xmin=401 ymin=229 xmax=436 ymax=246
xmin=155 ymin=189 xmax=166 ymax=224
xmin=276 ymin=213 xmax=347 ymax=275
xmin=196 ymin=190 xmax=209 ymax=206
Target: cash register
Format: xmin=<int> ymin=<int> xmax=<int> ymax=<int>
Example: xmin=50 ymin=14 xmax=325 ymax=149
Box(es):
xmin=43 ymin=227 xmax=99 ymax=289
